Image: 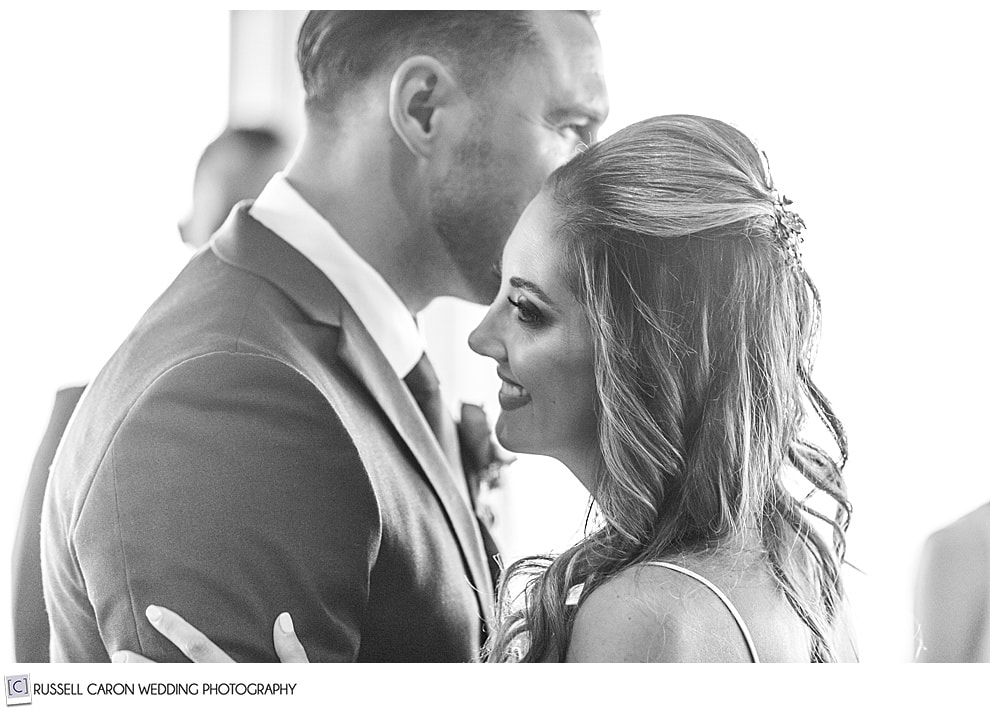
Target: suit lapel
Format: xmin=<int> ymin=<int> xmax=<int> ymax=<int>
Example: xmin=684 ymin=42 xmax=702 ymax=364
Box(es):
xmin=212 ymin=204 xmax=494 ymax=619
xmin=336 ymin=309 xmax=494 ymax=616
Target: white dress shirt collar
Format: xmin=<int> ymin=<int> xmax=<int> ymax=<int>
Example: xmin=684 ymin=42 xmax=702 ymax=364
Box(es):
xmin=248 ymin=173 xmax=424 ymax=377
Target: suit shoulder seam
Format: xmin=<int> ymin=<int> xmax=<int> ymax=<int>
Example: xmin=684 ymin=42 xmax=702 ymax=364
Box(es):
xmin=67 ymin=350 xmax=321 ymax=546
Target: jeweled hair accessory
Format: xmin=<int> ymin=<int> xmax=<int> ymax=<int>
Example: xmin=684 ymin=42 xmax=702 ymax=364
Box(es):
xmin=772 ymin=192 xmax=805 ymax=271
xmin=759 ymin=149 xmax=805 ymax=271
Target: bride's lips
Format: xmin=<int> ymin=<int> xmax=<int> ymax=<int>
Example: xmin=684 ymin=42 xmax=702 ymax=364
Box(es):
xmin=497 ymin=370 xmax=531 ymax=411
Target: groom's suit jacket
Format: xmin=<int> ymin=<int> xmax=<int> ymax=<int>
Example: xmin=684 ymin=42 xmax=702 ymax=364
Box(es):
xmin=41 ymin=205 xmax=494 ymax=662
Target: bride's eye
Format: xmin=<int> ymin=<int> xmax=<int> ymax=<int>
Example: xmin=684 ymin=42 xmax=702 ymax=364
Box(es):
xmin=507 ymin=296 xmax=543 ymax=327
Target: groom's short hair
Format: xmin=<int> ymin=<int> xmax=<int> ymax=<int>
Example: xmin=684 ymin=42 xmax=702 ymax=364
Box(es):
xmin=297 ymin=11 xmax=585 ymax=118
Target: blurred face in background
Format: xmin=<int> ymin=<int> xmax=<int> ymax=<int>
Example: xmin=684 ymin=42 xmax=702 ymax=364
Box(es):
xmin=179 ymin=139 xmax=289 ymax=249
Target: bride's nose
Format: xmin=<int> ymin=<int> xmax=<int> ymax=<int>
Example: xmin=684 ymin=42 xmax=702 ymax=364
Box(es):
xmin=468 ymin=306 xmax=505 ymax=362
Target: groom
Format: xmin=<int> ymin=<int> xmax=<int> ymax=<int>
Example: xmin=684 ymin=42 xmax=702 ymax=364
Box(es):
xmin=42 ymin=11 xmax=607 ymax=662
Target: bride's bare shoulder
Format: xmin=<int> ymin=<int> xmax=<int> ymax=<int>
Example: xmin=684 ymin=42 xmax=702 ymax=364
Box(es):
xmin=565 ymin=561 xmax=754 ymax=663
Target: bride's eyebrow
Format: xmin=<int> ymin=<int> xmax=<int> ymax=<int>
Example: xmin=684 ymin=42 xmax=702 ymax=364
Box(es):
xmin=509 ymin=276 xmax=555 ymax=307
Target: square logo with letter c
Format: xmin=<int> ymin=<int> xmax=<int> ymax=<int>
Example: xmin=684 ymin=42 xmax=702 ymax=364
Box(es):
xmin=4 ymin=676 xmax=31 ymax=706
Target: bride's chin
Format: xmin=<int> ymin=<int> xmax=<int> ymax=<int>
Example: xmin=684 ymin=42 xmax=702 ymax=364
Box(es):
xmin=494 ymin=420 xmax=515 ymax=452
xmin=494 ymin=417 xmax=529 ymax=456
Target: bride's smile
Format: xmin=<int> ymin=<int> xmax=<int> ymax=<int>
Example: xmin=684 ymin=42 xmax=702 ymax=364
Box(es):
xmin=496 ymin=370 xmax=530 ymax=409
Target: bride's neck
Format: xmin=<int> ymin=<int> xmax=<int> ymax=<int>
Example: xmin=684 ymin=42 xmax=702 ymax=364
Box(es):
xmin=559 ymin=446 xmax=602 ymax=498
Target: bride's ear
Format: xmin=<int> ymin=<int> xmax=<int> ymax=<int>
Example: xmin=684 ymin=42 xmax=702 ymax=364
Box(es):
xmin=388 ymin=56 xmax=466 ymax=159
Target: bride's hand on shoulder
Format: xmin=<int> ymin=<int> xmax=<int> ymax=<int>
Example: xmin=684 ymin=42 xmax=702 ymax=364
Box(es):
xmin=110 ymin=605 xmax=309 ymax=663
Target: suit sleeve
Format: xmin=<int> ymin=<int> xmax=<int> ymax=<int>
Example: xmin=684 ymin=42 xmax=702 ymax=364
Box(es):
xmin=70 ymin=351 xmax=380 ymax=662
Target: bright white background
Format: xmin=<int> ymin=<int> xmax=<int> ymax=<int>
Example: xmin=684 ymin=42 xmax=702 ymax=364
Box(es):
xmin=1 ymin=4 xmax=994 ymax=672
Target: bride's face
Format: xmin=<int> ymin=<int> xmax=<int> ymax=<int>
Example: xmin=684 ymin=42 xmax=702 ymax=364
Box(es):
xmin=468 ymin=195 xmax=599 ymax=485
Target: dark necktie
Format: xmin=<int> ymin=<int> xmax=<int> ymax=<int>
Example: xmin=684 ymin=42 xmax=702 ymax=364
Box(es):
xmin=403 ymin=353 xmax=503 ymax=592
xmin=403 ymin=353 xmax=463 ymax=481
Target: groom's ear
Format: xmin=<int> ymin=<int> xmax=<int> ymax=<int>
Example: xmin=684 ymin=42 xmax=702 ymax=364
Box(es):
xmin=388 ymin=56 xmax=468 ymax=159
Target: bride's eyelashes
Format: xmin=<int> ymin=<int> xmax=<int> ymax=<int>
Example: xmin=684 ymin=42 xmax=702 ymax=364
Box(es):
xmin=507 ymin=296 xmax=544 ymax=327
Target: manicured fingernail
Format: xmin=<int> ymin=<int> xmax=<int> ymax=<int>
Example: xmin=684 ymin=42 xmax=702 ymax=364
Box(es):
xmin=278 ymin=612 xmax=294 ymax=634
xmin=145 ymin=605 xmax=162 ymax=624
xmin=111 ymin=651 xmax=127 ymax=663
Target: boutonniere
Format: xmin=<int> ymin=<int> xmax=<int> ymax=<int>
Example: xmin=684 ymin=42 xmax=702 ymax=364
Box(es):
xmin=457 ymin=403 xmax=514 ymax=523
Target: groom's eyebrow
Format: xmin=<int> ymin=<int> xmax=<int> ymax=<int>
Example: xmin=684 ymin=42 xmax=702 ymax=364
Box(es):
xmin=509 ymin=276 xmax=555 ymax=308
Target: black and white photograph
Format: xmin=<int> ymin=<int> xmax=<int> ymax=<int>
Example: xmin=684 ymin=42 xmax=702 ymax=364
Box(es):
xmin=1 ymin=4 xmax=992 ymax=706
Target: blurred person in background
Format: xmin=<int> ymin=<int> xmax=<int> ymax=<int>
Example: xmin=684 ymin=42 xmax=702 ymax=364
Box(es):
xmin=11 ymin=124 xmax=288 ymax=662
xmin=179 ymin=127 xmax=289 ymax=249
xmin=43 ymin=10 xmax=608 ymax=662
xmin=913 ymin=502 xmax=990 ymax=662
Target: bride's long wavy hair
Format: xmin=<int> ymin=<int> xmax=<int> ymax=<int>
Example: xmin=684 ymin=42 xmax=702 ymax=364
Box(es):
xmin=485 ymin=115 xmax=851 ymax=662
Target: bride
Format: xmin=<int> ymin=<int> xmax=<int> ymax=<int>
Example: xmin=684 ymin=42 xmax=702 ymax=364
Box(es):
xmin=116 ymin=114 xmax=857 ymax=662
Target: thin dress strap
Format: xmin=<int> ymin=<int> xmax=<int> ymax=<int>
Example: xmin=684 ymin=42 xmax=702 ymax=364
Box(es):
xmin=644 ymin=560 xmax=761 ymax=663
